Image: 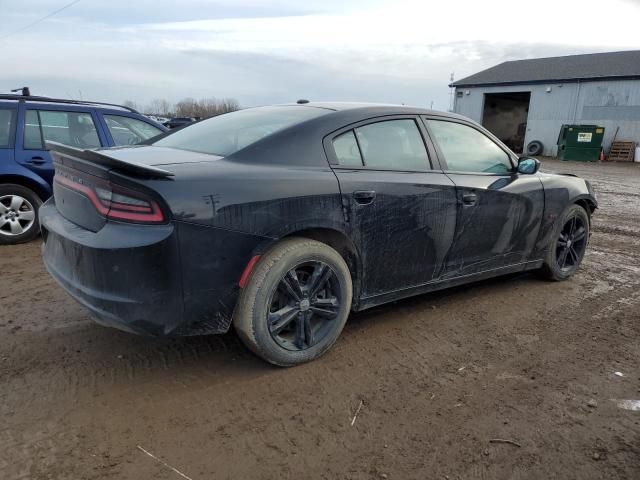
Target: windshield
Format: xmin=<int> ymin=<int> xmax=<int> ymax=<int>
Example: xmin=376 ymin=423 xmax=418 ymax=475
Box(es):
xmin=153 ymin=106 xmax=329 ymax=156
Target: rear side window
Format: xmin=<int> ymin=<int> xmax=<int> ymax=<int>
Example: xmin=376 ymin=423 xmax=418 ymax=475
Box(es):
xmin=333 ymin=131 xmax=363 ymax=166
xmin=104 ymin=115 xmax=163 ymax=146
xmin=25 ymin=110 xmax=101 ymax=150
xmin=154 ymin=106 xmax=329 ymax=157
xmin=24 ymin=111 xmax=41 ymax=149
xmin=0 ymin=109 xmax=16 ymax=148
xmin=354 ymin=119 xmax=430 ymax=170
xmin=427 ymin=120 xmax=512 ymax=174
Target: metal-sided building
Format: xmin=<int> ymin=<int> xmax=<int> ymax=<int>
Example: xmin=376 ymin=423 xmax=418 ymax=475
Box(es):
xmin=451 ymin=50 xmax=640 ymax=156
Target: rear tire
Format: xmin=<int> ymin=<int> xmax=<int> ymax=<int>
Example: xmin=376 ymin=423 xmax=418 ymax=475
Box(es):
xmin=0 ymin=184 xmax=43 ymax=245
xmin=234 ymin=237 xmax=352 ymax=366
xmin=539 ymin=204 xmax=590 ymax=281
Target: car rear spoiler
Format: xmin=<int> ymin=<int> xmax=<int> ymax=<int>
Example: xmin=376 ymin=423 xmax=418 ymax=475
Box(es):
xmin=46 ymin=141 xmax=174 ymax=179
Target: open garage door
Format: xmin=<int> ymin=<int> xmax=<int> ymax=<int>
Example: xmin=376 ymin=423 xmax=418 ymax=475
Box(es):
xmin=482 ymin=92 xmax=531 ymax=154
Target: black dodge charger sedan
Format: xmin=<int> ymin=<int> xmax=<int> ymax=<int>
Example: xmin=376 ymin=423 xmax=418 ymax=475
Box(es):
xmin=40 ymin=103 xmax=597 ymax=366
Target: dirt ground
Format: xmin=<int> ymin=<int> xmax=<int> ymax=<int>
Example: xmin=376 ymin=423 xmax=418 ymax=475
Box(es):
xmin=1 ymin=158 xmax=639 ymax=480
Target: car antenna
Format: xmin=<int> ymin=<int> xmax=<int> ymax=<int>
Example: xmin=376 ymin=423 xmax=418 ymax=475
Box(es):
xmin=296 ymin=99 xmax=310 ymax=104
xmin=10 ymin=86 xmax=31 ymax=96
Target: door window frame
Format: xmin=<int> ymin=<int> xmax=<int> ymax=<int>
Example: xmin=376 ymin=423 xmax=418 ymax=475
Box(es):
xmin=421 ymin=115 xmax=518 ymax=176
xmin=0 ymin=107 xmax=17 ymax=149
xmin=100 ymin=112 xmax=165 ymax=146
xmin=22 ymin=106 xmax=105 ymax=151
xmin=323 ymin=115 xmax=444 ymax=172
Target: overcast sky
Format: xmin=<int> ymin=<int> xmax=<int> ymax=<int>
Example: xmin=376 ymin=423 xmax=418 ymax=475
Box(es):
xmin=2 ymin=0 xmax=640 ymax=111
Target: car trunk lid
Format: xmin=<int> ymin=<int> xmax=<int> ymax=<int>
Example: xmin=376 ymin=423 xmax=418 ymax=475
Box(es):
xmin=95 ymin=145 xmax=223 ymax=166
xmin=48 ymin=142 xmax=176 ymax=232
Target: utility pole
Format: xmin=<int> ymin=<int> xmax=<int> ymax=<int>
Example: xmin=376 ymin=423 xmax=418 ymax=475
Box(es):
xmin=449 ymin=73 xmax=455 ymax=112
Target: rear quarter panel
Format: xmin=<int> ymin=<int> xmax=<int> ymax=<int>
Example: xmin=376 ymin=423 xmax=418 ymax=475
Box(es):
xmin=141 ymin=150 xmax=344 ymax=333
xmin=147 ymin=159 xmax=344 ymax=237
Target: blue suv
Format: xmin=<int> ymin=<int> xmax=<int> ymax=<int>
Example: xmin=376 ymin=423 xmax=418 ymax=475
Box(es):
xmin=0 ymin=92 xmax=167 ymax=244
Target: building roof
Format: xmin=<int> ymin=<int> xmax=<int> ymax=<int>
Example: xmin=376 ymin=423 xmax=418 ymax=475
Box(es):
xmin=452 ymin=50 xmax=640 ymax=87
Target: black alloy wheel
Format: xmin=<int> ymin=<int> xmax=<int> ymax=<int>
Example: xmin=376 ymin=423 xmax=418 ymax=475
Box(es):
xmin=268 ymin=262 xmax=341 ymax=351
xmin=556 ymin=214 xmax=588 ymax=272
xmin=234 ymin=237 xmax=352 ymax=366
xmin=540 ymin=204 xmax=590 ymax=281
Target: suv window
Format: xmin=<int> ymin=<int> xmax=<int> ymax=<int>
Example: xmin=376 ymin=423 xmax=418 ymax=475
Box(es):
xmin=104 ymin=115 xmax=163 ymax=146
xmin=25 ymin=110 xmax=101 ymax=150
xmin=354 ymin=119 xmax=429 ymax=170
xmin=427 ymin=120 xmax=512 ymax=174
xmin=0 ymin=109 xmax=16 ymax=148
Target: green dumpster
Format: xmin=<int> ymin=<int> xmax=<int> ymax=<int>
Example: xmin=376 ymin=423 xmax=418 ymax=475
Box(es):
xmin=557 ymin=124 xmax=605 ymax=162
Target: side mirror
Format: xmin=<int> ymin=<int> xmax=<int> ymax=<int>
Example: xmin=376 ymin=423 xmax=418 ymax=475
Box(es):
xmin=517 ymin=157 xmax=540 ymax=174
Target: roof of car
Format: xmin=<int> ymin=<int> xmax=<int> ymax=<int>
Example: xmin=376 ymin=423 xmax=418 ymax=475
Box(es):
xmin=278 ymin=101 xmax=467 ymax=119
xmin=280 ymin=101 xmax=414 ymax=111
xmin=0 ymin=94 xmax=137 ymax=113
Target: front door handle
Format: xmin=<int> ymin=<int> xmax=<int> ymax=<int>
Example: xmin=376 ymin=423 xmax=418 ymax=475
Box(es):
xmin=27 ymin=156 xmax=46 ymax=165
xmin=462 ymin=193 xmax=477 ymax=207
xmin=353 ymin=190 xmax=376 ymax=205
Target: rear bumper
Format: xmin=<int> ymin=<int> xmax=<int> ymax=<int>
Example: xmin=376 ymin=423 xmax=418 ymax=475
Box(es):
xmin=40 ymin=198 xmax=271 ymax=336
xmin=40 ymin=199 xmax=185 ymax=336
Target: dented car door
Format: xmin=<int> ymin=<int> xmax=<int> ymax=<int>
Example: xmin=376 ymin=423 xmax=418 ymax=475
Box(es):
xmin=326 ymin=116 xmax=458 ymax=297
xmin=424 ymin=117 xmax=544 ymax=277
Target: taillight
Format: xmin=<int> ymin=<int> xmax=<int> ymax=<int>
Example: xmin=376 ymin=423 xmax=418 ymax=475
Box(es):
xmin=54 ymin=169 xmax=165 ymax=224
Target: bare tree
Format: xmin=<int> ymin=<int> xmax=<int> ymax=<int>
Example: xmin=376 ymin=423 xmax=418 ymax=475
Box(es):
xmin=122 ymin=100 xmax=138 ymax=111
xmin=126 ymin=97 xmax=240 ymax=118
xmin=145 ymin=98 xmax=172 ymax=117
xmin=175 ymin=97 xmax=240 ymax=118
xmin=175 ymin=98 xmax=198 ymax=117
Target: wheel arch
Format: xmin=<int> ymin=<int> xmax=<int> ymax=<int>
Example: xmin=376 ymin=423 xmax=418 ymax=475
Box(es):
xmin=260 ymin=227 xmax=363 ymax=308
xmin=574 ymin=197 xmax=596 ymax=214
xmin=0 ymin=174 xmax=52 ymax=201
xmin=573 ymin=194 xmax=597 ymax=226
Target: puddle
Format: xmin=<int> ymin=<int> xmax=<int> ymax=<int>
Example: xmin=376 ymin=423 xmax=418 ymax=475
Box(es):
xmin=612 ymin=399 xmax=640 ymax=411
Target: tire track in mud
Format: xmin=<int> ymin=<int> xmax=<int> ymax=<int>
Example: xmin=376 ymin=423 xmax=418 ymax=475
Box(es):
xmin=2 ymin=235 xmax=634 ymax=406
xmin=592 ymin=224 xmax=640 ymax=239
xmin=1 ymin=328 xmax=258 ymax=422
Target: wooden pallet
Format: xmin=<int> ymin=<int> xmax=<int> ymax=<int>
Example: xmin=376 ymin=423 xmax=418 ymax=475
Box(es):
xmin=607 ymin=141 xmax=636 ymax=162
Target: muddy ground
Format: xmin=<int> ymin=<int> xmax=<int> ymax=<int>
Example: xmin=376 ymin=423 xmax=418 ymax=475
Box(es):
xmin=1 ymin=158 xmax=639 ymax=479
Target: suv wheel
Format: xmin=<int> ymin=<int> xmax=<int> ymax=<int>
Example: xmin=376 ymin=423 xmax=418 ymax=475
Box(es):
xmin=0 ymin=184 xmax=43 ymax=245
xmin=234 ymin=238 xmax=353 ymax=366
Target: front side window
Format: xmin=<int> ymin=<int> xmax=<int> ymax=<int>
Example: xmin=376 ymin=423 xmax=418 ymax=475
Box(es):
xmin=104 ymin=115 xmax=163 ymax=146
xmin=354 ymin=119 xmax=430 ymax=170
xmin=154 ymin=106 xmax=329 ymax=157
xmin=427 ymin=120 xmax=512 ymax=174
xmin=24 ymin=110 xmax=101 ymax=150
xmin=0 ymin=109 xmax=16 ymax=148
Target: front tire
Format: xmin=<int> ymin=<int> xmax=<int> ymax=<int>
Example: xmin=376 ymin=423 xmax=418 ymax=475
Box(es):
xmin=0 ymin=184 xmax=43 ymax=245
xmin=540 ymin=204 xmax=590 ymax=281
xmin=234 ymin=238 xmax=353 ymax=366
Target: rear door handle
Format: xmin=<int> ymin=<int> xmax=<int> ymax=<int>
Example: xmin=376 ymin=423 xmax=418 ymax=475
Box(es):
xmin=27 ymin=156 xmax=46 ymax=165
xmin=462 ymin=193 xmax=477 ymax=207
xmin=353 ymin=190 xmax=376 ymax=205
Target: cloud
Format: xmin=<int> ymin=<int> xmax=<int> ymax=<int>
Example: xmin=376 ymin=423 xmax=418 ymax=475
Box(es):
xmin=1 ymin=0 xmax=639 ymax=111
